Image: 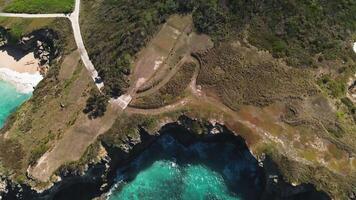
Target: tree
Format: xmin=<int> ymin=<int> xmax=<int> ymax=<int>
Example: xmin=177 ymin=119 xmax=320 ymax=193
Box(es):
xmin=83 ymin=89 xmax=109 ymax=119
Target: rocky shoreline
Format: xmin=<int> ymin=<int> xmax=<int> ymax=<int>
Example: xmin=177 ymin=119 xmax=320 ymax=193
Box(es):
xmin=0 ymin=27 xmax=60 ymax=94
xmin=0 ymin=27 xmax=60 ymax=74
xmin=0 ymin=116 xmax=331 ymax=200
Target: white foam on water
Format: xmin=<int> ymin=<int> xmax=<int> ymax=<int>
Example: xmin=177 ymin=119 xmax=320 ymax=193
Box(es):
xmin=0 ymin=67 xmax=43 ymax=94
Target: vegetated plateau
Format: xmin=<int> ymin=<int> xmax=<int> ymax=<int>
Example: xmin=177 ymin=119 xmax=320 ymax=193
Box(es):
xmin=0 ymin=0 xmax=355 ymax=199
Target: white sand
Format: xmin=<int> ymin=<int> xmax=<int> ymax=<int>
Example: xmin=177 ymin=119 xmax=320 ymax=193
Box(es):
xmin=0 ymin=50 xmax=40 ymax=73
xmin=0 ymin=50 xmax=43 ymax=93
xmin=0 ymin=68 xmax=43 ymax=93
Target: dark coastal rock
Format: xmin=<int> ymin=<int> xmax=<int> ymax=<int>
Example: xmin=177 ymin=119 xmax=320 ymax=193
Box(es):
xmin=19 ymin=29 xmax=60 ymax=73
xmin=260 ymin=156 xmax=330 ymax=200
xmin=1 ymin=116 xmax=332 ymax=200
xmin=0 ymin=27 xmax=9 ymax=47
xmin=0 ymin=27 xmax=60 ymax=75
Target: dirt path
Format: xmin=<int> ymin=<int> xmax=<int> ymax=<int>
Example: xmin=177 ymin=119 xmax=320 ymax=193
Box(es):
xmin=0 ymin=6 xmax=208 ymax=183
xmin=0 ymin=1 xmax=127 ymax=182
xmin=119 ymin=15 xmax=193 ymax=109
xmin=130 ymin=56 xmax=354 ymax=178
xmin=0 ymin=0 xmax=105 ymax=91
xmin=127 ymin=98 xmax=191 ymax=115
xmin=29 ymin=103 xmax=121 ymax=182
xmin=136 ymin=55 xmax=194 ymax=97
xmin=129 ymin=54 xmax=201 ymax=115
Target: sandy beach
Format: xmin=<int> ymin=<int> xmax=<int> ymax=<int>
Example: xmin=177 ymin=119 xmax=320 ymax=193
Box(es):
xmin=0 ymin=48 xmax=43 ymax=93
xmin=0 ymin=49 xmax=40 ymax=73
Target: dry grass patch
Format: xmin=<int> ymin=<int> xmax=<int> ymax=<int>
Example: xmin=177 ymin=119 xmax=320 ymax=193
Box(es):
xmin=196 ymin=41 xmax=317 ymax=110
xmin=131 ymin=62 xmax=196 ymax=109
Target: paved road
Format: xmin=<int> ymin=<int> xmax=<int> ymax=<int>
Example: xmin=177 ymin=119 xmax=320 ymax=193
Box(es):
xmin=0 ymin=1 xmax=103 ymax=86
xmin=0 ymin=13 xmax=67 ymax=18
xmin=0 ymin=0 xmax=134 ymax=183
xmin=68 ymin=0 xmax=104 ymax=90
xmin=0 ymin=0 xmax=133 ymax=108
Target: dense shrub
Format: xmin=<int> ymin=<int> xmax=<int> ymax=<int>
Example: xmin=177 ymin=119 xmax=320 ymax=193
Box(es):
xmin=81 ymin=0 xmax=226 ymax=97
xmin=318 ymin=75 xmax=347 ymax=98
xmin=83 ymin=89 xmax=109 ymax=119
xmin=82 ymin=0 xmax=356 ymax=96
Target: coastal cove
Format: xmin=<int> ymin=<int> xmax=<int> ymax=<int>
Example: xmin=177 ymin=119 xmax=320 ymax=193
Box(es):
xmin=106 ymin=133 xmax=263 ymax=200
xmin=0 ymin=80 xmax=30 ymax=128
xmin=41 ymin=117 xmax=329 ymax=200
xmin=0 ymin=0 xmax=354 ymax=198
xmin=104 ymin=121 xmax=331 ymax=200
xmin=0 ymin=48 xmax=43 ymax=128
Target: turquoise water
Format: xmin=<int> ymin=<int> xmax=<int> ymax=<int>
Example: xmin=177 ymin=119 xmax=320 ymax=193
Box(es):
xmin=108 ymin=134 xmax=263 ymax=200
xmin=0 ymin=80 xmax=30 ymax=128
xmin=109 ymin=161 xmax=239 ymax=200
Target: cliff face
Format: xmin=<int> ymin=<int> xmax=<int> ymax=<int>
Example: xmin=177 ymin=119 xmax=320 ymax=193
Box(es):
xmin=0 ymin=1 xmax=354 ymax=198
xmin=0 ymin=27 xmax=60 ymax=75
xmin=0 ymin=115 xmax=329 ymax=200
xmin=19 ymin=29 xmax=60 ymax=73
xmin=0 ymin=18 xmax=85 ymax=190
xmin=0 ymin=27 xmax=9 ymax=47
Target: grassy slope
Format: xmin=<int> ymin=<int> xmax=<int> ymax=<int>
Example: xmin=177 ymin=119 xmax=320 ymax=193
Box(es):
xmin=81 ymin=0 xmax=356 ymax=198
xmin=0 ymin=17 xmax=55 ymax=42
xmin=131 ymin=62 xmax=195 ymax=109
xmin=0 ymin=18 xmax=94 ymax=183
xmin=3 ymin=0 xmax=74 ymax=13
xmin=80 ymin=0 xmax=356 ymax=96
xmin=80 ymin=0 xmax=195 ymax=96
xmin=195 ymin=1 xmax=356 ymax=197
xmin=195 ymin=43 xmax=356 ymax=198
xmin=196 ymin=43 xmax=317 ymax=109
xmin=0 ymin=0 xmax=353 ymax=197
xmin=0 ymin=0 xmax=6 ymax=10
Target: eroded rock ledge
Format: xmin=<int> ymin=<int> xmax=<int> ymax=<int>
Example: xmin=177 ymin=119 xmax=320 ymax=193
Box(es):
xmin=0 ymin=115 xmax=330 ymax=200
xmin=0 ymin=27 xmax=60 ymax=75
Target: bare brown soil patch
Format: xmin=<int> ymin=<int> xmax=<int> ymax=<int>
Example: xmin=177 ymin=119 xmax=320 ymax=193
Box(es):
xmin=129 ymin=15 xmax=193 ymax=94
xmin=29 ymin=103 xmax=120 ymax=182
xmin=131 ymin=14 xmax=213 ymax=96
xmin=131 ymin=61 xmax=196 ymax=109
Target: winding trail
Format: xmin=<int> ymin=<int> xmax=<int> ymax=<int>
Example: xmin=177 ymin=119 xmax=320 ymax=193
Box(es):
xmin=127 ymin=98 xmax=191 ymax=115
xmin=0 ymin=0 xmax=132 ymax=109
xmin=0 ymin=0 xmax=132 ymax=182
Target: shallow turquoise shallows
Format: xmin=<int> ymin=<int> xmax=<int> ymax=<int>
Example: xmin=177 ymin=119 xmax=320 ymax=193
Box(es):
xmin=109 ymin=160 xmax=240 ymax=200
xmin=106 ymin=132 xmax=264 ymax=200
xmin=0 ymin=80 xmax=30 ymax=128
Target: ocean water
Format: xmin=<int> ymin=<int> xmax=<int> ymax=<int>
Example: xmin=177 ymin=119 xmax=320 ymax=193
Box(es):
xmin=109 ymin=161 xmax=239 ymax=200
xmin=0 ymin=80 xmax=30 ymax=128
xmin=108 ymin=134 xmax=264 ymax=200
